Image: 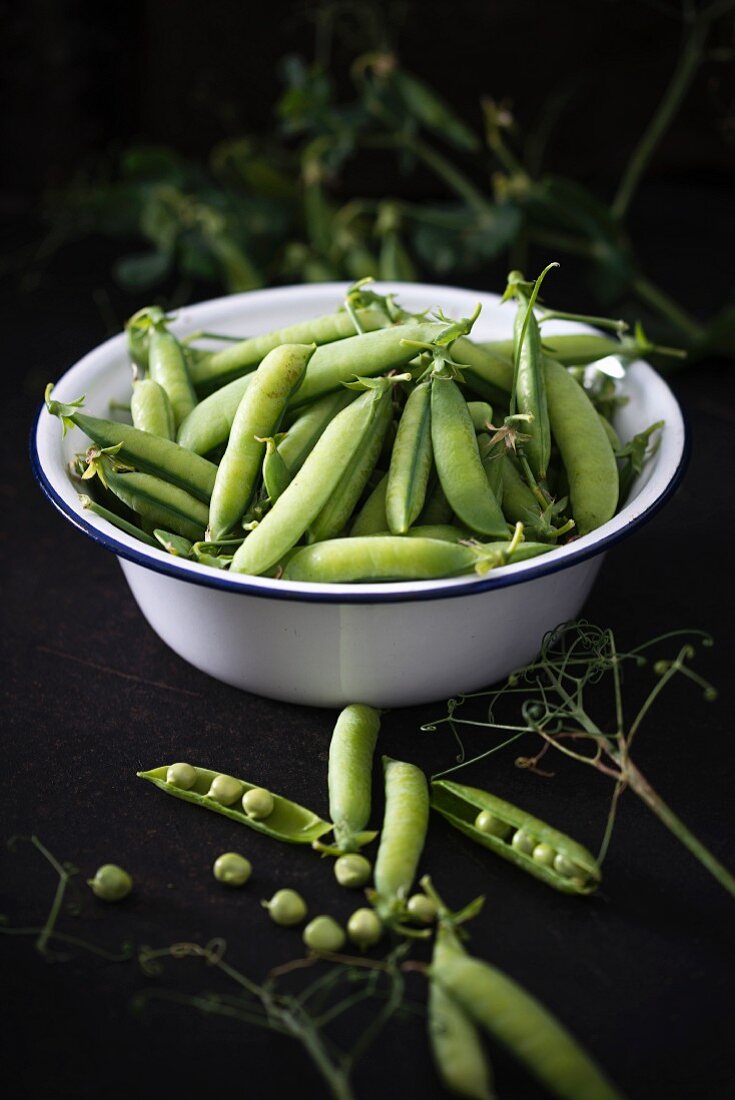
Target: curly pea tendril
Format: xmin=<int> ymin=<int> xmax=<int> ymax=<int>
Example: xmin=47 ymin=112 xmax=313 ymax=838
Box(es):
xmin=2 ymin=835 xmax=417 ymax=1100
xmin=422 ymin=619 xmax=734 ymax=900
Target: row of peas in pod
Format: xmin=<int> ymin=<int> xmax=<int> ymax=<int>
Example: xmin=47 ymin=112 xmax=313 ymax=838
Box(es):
xmin=46 ymin=269 xmax=666 ymax=583
xmin=138 ymin=702 xmax=620 ymax=1099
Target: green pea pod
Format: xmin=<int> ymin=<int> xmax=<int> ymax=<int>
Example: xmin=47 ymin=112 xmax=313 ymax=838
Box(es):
xmin=98 ymin=459 xmax=208 ymax=542
xmin=431 ymin=780 xmax=601 ymax=894
xmin=46 ymin=386 xmax=217 ymax=503
xmin=291 ymin=321 xmax=451 ymax=409
xmin=372 ymin=756 xmax=429 ymax=924
xmin=278 ymin=390 xmax=355 ymax=475
xmin=350 ymin=473 xmax=389 ymax=536
xmin=149 ymin=325 xmax=198 ymax=428
xmin=543 ymin=357 xmax=618 ymax=535
xmin=208 ymin=343 xmax=315 ymax=540
xmin=177 ymin=374 xmax=253 ymax=455
xmin=431 ymin=379 xmax=508 ymax=539
xmin=282 ymin=535 xmax=553 ymax=584
xmin=189 ymin=307 xmax=388 ymax=392
xmin=261 ymin=436 xmax=292 ymax=503
xmin=478 ymin=333 xmax=642 ymax=368
xmin=131 ymin=378 xmax=175 ymax=440
xmin=451 ymin=337 xmax=514 ymax=397
xmin=429 ymin=926 xmax=496 ymax=1100
xmin=386 ymin=381 xmax=433 ymax=534
xmin=308 ymin=380 xmax=395 ymax=544
xmin=137 ymin=764 xmax=332 ymax=845
xmin=230 ymin=382 xmax=399 ymax=577
xmin=430 ymin=930 xmax=621 ymax=1100
xmin=326 ymin=704 xmax=381 ymax=854
xmin=508 ymin=271 xmax=552 ymax=482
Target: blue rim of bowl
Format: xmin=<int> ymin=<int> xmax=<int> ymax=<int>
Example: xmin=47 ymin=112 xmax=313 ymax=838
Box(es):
xmin=30 ymin=401 xmax=690 ymax=606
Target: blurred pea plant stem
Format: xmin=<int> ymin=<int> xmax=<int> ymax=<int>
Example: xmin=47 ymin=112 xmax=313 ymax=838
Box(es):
xmin=33 ymin=0 xmax=735 ymax=359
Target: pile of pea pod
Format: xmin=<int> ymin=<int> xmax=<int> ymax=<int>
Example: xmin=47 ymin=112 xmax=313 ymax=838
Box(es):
xmin=46 ymin=271 xmax=661 ymax=584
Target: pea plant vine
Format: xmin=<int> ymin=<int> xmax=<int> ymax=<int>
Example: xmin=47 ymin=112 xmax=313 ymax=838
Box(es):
xmin=423 ymin=620 xmax=735 ymax=899
xmin=26 ymin=0 xmax=735 ymax=358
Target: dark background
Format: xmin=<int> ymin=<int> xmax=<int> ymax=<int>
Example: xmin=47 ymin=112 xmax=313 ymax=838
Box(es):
xmin=2 ymin=2 xmax=734 ymax=1099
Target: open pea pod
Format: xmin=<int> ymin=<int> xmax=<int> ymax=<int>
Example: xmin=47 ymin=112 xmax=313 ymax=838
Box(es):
xmin=431 ymin=779 xmax=600 ymax=895
xmin=137 ymin=764 xmax=332 ymax=845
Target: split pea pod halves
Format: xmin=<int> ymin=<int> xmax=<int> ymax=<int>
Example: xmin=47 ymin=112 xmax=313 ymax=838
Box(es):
xmin=137 ymin=763 xmax=332 ymax=845
xmin=431 ymin=780 xmax=601 ymax=894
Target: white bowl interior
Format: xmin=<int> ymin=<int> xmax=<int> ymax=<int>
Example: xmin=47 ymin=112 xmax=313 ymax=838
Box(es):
xmin=35 ymin=281 xmax=686 ymax=600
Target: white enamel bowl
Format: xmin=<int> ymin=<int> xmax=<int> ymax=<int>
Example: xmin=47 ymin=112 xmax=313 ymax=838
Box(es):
xmin=32 ymin=282 xmax=687 ymax=707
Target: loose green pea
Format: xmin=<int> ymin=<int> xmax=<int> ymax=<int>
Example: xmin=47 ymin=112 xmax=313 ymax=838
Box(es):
xmin=213 ymin=852 xmax=252 ymax=887
xmin=475 ymin=810 xmax=511 ymax=838
xmin=87 ymin=864 xmax=132 ymax=902
xmin=511 ymin=829 xmax=536 ymax=856
xmin=532 ymin=843 xmax=556 ymax=868
xmin=406 ymin=893 xmax=438 ymax=924
xmin=262 ymin=889 xmax=308 ymax=927
xmin=207 ymin=774 xmax=243 ymax=806
xmin=166 ymin=762 xmax=197 ymax=790
xmin=242 ymin=787 xmax=275 ymax=821
xmin=347 ymin=908 xmax=383 ymax=950
xmin=303 ymin=915 xmax=346 ymax=953
xmin=334 ymin=853 xmax=372 ymax=889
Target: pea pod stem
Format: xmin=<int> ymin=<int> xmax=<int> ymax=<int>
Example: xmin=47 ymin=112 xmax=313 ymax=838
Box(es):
xmin=78 ymin=493 xmax=160 ymax=546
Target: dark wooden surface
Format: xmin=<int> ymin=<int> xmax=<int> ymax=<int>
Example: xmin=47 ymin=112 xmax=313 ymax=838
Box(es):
xmin=2 ymin=200 xmax=734 ymax=1099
